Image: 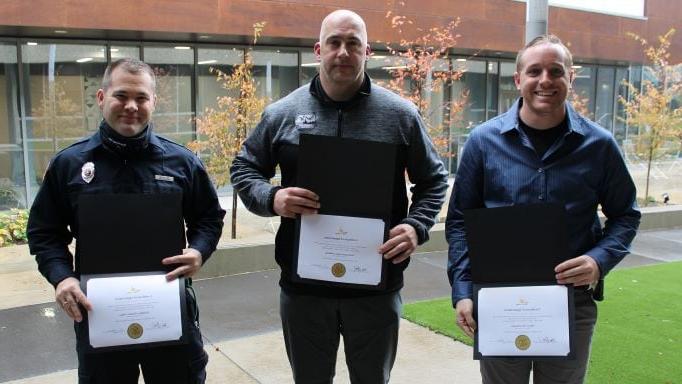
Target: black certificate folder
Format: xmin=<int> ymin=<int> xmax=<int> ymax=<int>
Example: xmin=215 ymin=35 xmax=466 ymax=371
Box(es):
xmin=297 ymin=134 xmax=397 ymax=218
xmin=464 ymin=204 xmax=575 ymax=359
xmin=294 ymin=134 xmax=397 ymax=289
xmin=463 ymin=203 xmax=571 ymax=283
xmin=77 ymin=193 xmax=188 ymax=352
xmin=78 ymin=193 xmax=185 ymax=275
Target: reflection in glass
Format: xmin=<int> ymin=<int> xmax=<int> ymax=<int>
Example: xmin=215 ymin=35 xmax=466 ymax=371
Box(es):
xmin=143 ymin=46 xmax=194 ymax=145
xmin=22 ymin=43 xmax=106 ymax=200
xmin=486 ymin=61 xmax=499 ymax=119
xmin=252 ymin=50 xmax=298 ymax=102
xmin=196 ymin=48 xmax=244 ymax=113
xmin=111 ymin=46 xmax=139 ymax=61
xmin=498 ymin=62 xmax=517 ymax=115
xmin=300 ymin=52 xmax=318 ymax=85
xmin=595 ymin=66 xmax=615 ymax=130
xmin=571 ymin=65 xmax=595 ymax=119
xmin=0 ymin=44 xmax=25 ymax=208
xmin=614 ymin=67 xmax=629 ymax=143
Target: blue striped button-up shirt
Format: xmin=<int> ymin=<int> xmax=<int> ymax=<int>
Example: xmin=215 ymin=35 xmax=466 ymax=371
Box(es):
xmin=445 ymin=99 xmax=641 ymax=305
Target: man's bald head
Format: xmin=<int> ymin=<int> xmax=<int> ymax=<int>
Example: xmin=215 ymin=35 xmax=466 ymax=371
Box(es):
xmin=319 ymin=10 xmax=368 ymax=46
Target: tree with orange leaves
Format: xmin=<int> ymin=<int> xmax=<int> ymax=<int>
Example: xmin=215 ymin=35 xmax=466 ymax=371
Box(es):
xmin=188 ymin=22 xmax=268 ymax=238
xmin=620 ymin=28 xmax=681 ymax=205
xmin=380 ymin=1 xmax=468 ymax=164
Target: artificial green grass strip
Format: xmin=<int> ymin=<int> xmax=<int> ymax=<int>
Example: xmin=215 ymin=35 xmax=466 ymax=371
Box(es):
xmin=402 ymin=261 xmax=682 ymax=384
xmin=402 ymin=297 xmax=473 ymax=346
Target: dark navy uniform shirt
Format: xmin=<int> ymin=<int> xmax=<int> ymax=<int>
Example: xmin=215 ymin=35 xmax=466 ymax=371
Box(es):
xmin=27 ymin=129 xmax=226 ymax=287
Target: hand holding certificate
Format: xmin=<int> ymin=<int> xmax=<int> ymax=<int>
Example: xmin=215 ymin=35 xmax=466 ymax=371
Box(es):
xmin=86 ymin=274 xmax=183 ymax=348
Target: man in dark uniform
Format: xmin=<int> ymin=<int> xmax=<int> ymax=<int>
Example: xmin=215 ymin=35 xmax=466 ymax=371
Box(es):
xmin=27 ymin=58 xmax=225 ymax=384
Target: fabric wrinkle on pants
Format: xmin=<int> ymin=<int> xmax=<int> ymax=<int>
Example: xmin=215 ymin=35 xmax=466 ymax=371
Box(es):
xmin=480 ymin=289 xmax=598 ymax=384
xmin=280 ymin=290 xmax=402 ymax=384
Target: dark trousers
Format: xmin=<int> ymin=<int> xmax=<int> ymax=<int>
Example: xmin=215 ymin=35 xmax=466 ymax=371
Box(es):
xmin=75 ymin=287 xmax=208 ymax=384
xmin=480 ymin=289 xmax=598 ymax=384
xmin=280 ymin=290 xmax=402 ymax=384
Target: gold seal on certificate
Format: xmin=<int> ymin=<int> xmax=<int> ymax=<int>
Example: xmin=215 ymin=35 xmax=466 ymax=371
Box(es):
xmin=515 ymin=335 xmax=531 ymax=350
xmin=331 ymin=263 xmax=346 ymax=277
xmin=127 ymin=323 xmax=144 ymax=339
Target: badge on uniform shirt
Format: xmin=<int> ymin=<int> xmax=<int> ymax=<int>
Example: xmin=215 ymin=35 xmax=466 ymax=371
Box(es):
xmin=81 ymin=162 xmax=95 ymax=183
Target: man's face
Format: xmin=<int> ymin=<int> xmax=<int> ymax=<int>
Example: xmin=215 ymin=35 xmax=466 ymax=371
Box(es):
xmin=514 ymin=43 xmax=574 ymax=121
xmin=96 ymin=67 xmax=156 ymax=137
xmin=314 ymin=13 xmax=370 ymax=92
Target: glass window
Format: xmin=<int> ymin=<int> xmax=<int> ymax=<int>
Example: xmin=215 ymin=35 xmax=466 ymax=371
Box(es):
xmin=111 ymin=45 xmax=139 ymax=61
xmin=452 ymin=59 xmax=486 ymax=130
xmin=486 ymin=61 xmax=499 ymax=119
xmin=626 ymin=65 xmax=643 ymax=137
xmin=498 ymin=62 xmax=517 ymax=115
xmin=0 ymin=43 xmax=25 ymax=208
xmin=22 ymin=43 xmax=107 ymax=200
xmin=595 ymin=66 xmax=615 ymax=131
xmin=614 ymin=67 xmax=629 ymax=143
xmin=366 ymin=54 xmax=408 ymax=86
xmin=252 ymin=49 xmax=298 ymax=102
xmin=196 ymin=47 xmax=244 ymax=113
xmin=571 ymin=65 xmax=596 ymax=119
xmin=143 ymin=46 xmax=194 ymax=145
xmin=300 ymin=51 xmax=318 ymax=85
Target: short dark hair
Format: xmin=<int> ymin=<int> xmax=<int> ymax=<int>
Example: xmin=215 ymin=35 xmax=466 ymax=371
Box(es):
xmin=515 ymin=34 xmax=573 ymax=72
xmin=101 ymin=58 xmax=156 ymax=91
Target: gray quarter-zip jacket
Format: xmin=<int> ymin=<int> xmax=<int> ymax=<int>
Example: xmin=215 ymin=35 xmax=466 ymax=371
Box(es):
xmin=230 ymin=75 xmax=448 ymax=297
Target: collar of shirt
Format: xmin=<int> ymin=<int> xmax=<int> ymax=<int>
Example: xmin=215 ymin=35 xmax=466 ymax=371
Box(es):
xmin=308 ymin=73 xmax=372 ymax=109
xmin=80 ymin=124 xmax=164 ymax=154
xmin=500 ymin=98 xmax=587 ymax=137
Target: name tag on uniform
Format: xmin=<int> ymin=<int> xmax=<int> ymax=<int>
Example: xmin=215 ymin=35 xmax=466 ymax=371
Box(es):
xmin=155 ymin=175 xmax=174 ymax=182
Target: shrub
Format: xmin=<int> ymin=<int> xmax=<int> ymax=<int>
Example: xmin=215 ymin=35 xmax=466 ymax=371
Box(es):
xmin=0 ymin=209 xmax=29 ymax=247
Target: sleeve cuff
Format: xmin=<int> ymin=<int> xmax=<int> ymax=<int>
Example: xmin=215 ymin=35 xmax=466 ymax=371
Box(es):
xmin=267 ymin=186 xmax=283 ymax=216
xmin=189 ymin=242 xmax=213 ymax=264
xmin=585 ymin=247 xmax=610 ymax=278
xmin=452 ymin=281 xmax=473 ymax=307
xmin=400 ymin=218 xmax=428 ymax=245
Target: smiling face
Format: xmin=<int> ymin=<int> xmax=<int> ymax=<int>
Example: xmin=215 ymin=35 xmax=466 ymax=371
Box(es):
xmin=514 ymin=43 xmax=574 ymax=127
xmin=314 ymin=10 xmax=371 ymax=100
xmin=96 ymin=66 xmax=156 ymax=137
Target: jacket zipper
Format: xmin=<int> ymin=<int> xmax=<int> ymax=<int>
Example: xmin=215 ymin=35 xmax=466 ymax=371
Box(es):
xmin=337 ymin=109 xmax=343 ymax=137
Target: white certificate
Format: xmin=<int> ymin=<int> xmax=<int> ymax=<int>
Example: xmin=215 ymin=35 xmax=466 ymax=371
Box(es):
xmin=297 ymin=214 xmax=384 ymax=285
xmin=87 ymin=274 xmax=182 ymax=348
xmin=477 ymin=285 xmax=570 ymax=356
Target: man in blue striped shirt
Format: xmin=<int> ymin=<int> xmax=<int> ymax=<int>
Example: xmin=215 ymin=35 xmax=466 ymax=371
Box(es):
xmin=446 ymin=35 xmax=640 ymax=383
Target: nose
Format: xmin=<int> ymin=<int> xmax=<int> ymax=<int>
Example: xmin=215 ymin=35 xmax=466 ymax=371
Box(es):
xmin=124 ymin=99 xmax=138 ymax=112
xmin=539 ymin=70 xmax=552 ymax=86
xmin=337 ymin=43 xmax=349 ymax=57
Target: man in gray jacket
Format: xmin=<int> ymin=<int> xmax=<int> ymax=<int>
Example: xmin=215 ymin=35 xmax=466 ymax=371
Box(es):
xmin=230 ymin=9 xmax=447 ymax=383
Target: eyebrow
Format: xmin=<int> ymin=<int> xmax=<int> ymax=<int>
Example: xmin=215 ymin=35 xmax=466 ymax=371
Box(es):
xmin=326 ymin=34 xmax=361 ymax=42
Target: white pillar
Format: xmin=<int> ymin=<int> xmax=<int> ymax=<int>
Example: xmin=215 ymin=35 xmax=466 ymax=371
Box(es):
xmin=526 ymin=0 xmax=549 ymax=43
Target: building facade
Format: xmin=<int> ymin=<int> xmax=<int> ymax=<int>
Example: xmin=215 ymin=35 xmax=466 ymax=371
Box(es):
xmin=0 ymin=0 xmax=680 ymax=207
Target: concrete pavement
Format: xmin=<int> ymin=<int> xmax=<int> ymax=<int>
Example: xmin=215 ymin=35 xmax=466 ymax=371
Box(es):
xmin=2 ymin=226 xmax=681 ymax=383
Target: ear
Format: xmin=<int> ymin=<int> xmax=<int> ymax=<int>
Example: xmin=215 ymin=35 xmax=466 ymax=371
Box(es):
xmin=568 ymin=69 xmax=575 ymax=88
xmin=96 ymin=89 xmax=105 ymax=109
xmin=314 ymin=42 xmax=322 ymax=61
xmin=365 ymin=43 xmax=372 ymax=59
xmin=513 ymin=72 xmax=521 ymax=90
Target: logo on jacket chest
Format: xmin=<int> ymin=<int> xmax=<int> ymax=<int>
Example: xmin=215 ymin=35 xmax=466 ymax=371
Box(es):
xmin=295 ymin=113 xmax=317 ymax=130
